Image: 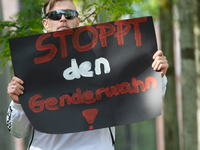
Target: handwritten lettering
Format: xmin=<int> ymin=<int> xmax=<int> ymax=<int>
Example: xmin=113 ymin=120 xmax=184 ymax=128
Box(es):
xmin=63 ymin=57 xmax=111 ymax=80
xmin=28 ymin=76 xmax=157 ymax=113
xmin=34 ymin=34 xmax=57 ymax=64
xmin=34 ymin=18 xmax=147 ymax=64
xmin=53 ymin=29 xmax=73 ymax=58
xmin=128 ymin=17 xmax=147 ymax=46
xmin=96 ymin=23 xmax=116 ymax=47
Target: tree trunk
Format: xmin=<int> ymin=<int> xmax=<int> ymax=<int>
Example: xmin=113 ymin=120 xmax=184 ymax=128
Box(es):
xmin=177 ymin=0 xmax=198 ymax=149
xmin=0 ymin=1 xmax=15 ymax=149
xmin=159 ymin=0 xmax=180 ymax=150
xmin=0 ymin=64 xmax=15 ymax=150
xmin=0 ymin=63 xmax=15 ymax=150
xmin=194 ymin=0 xmax=200 ymax=149
xmin=0 ymin=30 xmax=15 ymax=150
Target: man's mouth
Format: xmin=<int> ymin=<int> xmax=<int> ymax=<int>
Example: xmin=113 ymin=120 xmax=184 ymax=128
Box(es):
xmin=58 ymin=26 xmax=69 ymax=31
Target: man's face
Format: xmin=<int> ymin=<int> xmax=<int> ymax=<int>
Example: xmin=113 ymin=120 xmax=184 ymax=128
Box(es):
xmin=43 ymin=1 xmax=80 ymax=32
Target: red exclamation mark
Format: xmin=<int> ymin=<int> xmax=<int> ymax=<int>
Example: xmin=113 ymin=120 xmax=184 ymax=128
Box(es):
xmin=82 ymin=109 xmax=98 ymax=130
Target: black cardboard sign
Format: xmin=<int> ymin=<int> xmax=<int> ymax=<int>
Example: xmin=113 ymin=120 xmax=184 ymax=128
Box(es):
xmin=9 ymin=16 xmax=162 ymax=134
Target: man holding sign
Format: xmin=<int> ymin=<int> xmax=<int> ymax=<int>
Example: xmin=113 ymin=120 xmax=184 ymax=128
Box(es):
xmin=6 ymin=0 xmax=168 ymax=149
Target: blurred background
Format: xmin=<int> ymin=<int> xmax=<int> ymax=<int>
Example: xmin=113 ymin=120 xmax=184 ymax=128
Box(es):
xmin=0 ymin=0 xmax=199 ymax=150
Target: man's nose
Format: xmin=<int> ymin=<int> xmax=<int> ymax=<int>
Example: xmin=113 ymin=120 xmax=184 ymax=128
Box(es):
xmin=60 ymin=14 xmax=67 ymax=21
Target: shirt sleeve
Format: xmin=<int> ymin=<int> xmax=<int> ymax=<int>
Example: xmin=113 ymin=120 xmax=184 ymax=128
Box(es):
xmin=162 ymin=75 xmax=168 ymax=98
xmin=6 ymin=101 xmax=32 ymax=138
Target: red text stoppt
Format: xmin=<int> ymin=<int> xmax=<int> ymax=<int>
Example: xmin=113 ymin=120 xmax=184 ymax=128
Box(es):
xmin=34 ymin=17 xmax=147 ymax=64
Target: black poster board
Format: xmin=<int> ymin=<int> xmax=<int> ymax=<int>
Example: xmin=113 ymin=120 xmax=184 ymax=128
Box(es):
xmin=9 ymin=16 xmax=162 ymax=134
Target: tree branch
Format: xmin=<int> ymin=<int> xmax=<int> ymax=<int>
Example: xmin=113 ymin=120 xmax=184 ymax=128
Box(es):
xmin=80 ymin=11 xmax=96 ymax=23
xmin=92 ymin=15 xmax=97 ymax=24
xmin=0 ymin=23 xmax=20 ymax=29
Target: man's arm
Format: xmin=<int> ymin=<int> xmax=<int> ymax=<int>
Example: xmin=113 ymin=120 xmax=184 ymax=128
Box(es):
xmin=6 ymin=76 xmax=31 ymax=138
xmin=6 ymin=101 xmax=32 ymax=138
xmin=162 ymin=75 xmax=167 ymax=97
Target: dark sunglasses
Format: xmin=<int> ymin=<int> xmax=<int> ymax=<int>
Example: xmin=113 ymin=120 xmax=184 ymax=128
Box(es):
xmin=45 ymin=9 xmax=79 ymax=20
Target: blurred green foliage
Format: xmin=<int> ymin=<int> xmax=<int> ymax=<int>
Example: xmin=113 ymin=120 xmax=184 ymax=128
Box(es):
xmin=0 ymin=0 xmax=45 ymax=66
xmin=131 ymin=0 xmax=159 ymax=19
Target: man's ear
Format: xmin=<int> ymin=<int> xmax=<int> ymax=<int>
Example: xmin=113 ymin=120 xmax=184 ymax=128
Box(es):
xmin=43 ymin=19 xmax=50 ymax=31
xmin=76 ymin=17 xmax=80 ymax=27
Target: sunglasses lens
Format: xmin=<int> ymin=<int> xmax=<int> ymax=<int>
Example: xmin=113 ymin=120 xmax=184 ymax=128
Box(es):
xmin=65 ymin=16 xmax=74 ymax=19
xmin=50 ymin=15 xmax=61 ymax=20
xmin=46 ymin=9 xmax=78 ymax=20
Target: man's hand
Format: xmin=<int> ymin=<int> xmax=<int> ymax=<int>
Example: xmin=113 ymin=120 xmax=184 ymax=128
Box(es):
xmin=7 ymin=76 xmax=24 ymax=104
xmin=152 ymin=50 xmax=169 ymax=77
